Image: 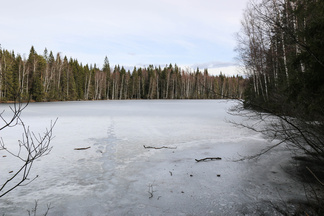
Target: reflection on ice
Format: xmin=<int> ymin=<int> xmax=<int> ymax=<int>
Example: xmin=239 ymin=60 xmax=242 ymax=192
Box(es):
xmin=0 ymin=100 xmax=305 ymax=215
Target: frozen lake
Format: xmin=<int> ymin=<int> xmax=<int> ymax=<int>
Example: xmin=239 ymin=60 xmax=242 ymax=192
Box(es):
xmin=0 ymin=100 xmax=306 ymax=215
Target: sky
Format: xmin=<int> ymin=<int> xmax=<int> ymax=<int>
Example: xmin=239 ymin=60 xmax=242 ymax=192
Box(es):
xmin=0 ymin=0 xmax=249 ymax=76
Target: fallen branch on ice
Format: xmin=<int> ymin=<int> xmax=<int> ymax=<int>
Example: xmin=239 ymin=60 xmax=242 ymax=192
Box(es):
xmin=74 ymin=146 xmax=91 ymax=150
xmin=148 ymin=183 xmax=156 ymax=199
xmin=143 ymin=145 xmax=177 ymax=149
xmin=195 ymin=157 xmax=222 ymax=162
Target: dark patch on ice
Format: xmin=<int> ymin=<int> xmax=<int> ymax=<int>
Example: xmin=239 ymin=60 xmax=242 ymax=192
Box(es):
xmin=290 ymin=156 xmax=324 ymax=185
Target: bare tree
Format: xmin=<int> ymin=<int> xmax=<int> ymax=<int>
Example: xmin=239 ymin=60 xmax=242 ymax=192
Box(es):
xmin=0 ymin=100 xmax=56 ymax=198
xmin=234 ymin=2 xmax=324 ymax=214
xmin=235 ymin=0 xmax=324 ymax=162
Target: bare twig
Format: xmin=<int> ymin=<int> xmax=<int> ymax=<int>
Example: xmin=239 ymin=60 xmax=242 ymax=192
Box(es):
xmin=148 ymin=183 xmax=156 ymax=199
xmin=27 ymin=200 xmax=53 ymax=216
xmin=0 ymin=118 xmax=57 ymax=198
xmin=143 ymin=145 xmax=177 ymax=149
xmin=74 ymin=146 xmax=91 ymax=150
xmin=0 ymin=102 xmax=28 ymax=131
xmin=44 ymin=203 xmax=53 ymax=216
xmin=195 ymin=157 xmax=222 ymax=162
xmin=27 ymin=200 xmax=38 ymax=216
xmin=306 ymin=166 xmax=324 ymax=186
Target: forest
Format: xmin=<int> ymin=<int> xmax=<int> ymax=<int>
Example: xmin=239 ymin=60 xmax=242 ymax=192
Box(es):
xmin=237 ymin=0 xmax=324 ymax=159
xmin=236 ymin=0 xmax=324 ymax=213
xmin=0 ymin=46 xmax=245 ymax=102
xmin=1 ymin=0 xmax=324 ymax=214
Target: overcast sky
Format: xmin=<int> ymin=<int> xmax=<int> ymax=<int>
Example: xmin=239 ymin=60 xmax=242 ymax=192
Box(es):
xmin=1 ymin=0 xmax=249 ymax=76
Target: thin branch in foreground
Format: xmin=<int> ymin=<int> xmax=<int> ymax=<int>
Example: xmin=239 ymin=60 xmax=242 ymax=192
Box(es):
xmin=27 ymin=200 xmax=53 ymax=216
xmin=143 ymin=145 xmax=177 ymax=150
xmin=44 ymin=203 xmax=53 ymax=216
xmin=0 ymin=118 xmax=57 ymax=198
xmin=233 ymin=139 xmax=287 ymax=162
xmin=195 ymin=157 xmax=222 ymax=162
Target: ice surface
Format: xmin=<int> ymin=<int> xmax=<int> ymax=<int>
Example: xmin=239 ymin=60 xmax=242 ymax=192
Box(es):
xmin=0 ymin=100 xmax=306 ymax=215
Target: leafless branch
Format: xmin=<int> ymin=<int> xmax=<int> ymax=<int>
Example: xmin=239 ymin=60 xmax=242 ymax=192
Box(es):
xmin=0 ymin=117 xmax=57 ymax=198
xmin=0 ymin=102 xmax=28 ymax=131
xmin=27 ymin=200 xmax=53 ymax=216
xmin=306 ymin=166 xmax=324 ymax=187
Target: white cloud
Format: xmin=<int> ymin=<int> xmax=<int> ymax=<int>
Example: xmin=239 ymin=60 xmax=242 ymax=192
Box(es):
xmin=177 ymin=63 xmax=243 ymax=77
xmin=0 ymin=0 xmax=250 ymax=69
xmin=207 ymin=66 xmax=243 ymax=77
xmin=191 ymin=61 xmax=237 ymax=69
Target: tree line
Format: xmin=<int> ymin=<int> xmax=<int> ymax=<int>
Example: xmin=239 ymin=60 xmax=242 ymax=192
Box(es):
xmin=0 ymin=46 xmax=246 ymax=102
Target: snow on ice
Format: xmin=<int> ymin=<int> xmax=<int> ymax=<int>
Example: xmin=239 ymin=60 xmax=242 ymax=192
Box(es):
xmin=0 ymin=100 xmax=306 ymax=215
